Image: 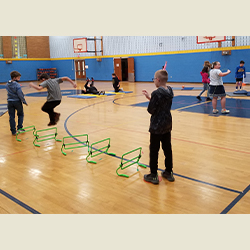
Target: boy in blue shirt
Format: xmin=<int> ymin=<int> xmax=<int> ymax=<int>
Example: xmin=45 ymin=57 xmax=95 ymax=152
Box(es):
xmin=235 ymin=60 xmax=246 ymax=90
xmin=6 ymin=71 xmax=28 ymax=135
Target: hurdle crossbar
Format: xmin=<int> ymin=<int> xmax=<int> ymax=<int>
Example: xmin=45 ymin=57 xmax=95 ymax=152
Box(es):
xmin=16 ymin=125 xmax=36 ymax=142
xmin=33 ymin=127 xmax=62 ymax=147
xmin=86 ymin=138 xmax=116 ymax=164
xmin=61 ymin=134 xmax=89 ymax=156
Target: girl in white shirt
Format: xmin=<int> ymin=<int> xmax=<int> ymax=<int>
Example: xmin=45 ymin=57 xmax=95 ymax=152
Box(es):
xmin=209 ymin=61 xmax=231 ymax=114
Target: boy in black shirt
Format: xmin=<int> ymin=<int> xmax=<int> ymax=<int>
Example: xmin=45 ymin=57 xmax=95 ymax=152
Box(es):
xmin=142 ymin=70 xmax=174 ymax=184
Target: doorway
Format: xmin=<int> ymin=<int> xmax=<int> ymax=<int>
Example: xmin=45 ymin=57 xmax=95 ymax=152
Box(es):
xmin=74 ymin=60 xmax=86 ymax=80
xmin=114 ymin=57 xmax=135 ymax=82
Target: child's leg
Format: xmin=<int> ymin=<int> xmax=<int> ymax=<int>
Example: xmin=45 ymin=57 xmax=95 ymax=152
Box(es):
xmin=8 ymin=102 xmax=16 ymax=134
xmin=239 ymin=81 xmax=242 ymax=89
xmin=236 ymin=81 xmax=239 ymax=89
xmin=220 ymin=96 xmax=226 ymax=110
xmin=161 ymin=132 xmax=173 ymax=173
xmin=212 ymin=97 xmax=218 ymax=110
xmin=149 ymin=133 xmax=161 ymax=175
xmin=42 ymin=101 xmax=61 ymax=124
xmin=16 ymin=101 xmax=24 ymax=130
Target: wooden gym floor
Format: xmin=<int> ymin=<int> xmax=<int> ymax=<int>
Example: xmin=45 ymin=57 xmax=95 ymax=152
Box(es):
xmin=0 ymin=80 xmax=250 ymax=214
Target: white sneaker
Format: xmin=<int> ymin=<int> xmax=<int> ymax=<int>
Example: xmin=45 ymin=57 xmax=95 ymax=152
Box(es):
xmin=221 ymin=109 xmax=230 ymax=114
xmin=213 ymin=109 xmax=219 ymax=114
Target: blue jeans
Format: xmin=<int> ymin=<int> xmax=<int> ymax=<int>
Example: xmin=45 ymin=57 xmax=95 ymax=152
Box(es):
xmin=198 ymin=83 xmax=209 ymax=97
xmin=8 ymin=101 xmax=24 ymax=134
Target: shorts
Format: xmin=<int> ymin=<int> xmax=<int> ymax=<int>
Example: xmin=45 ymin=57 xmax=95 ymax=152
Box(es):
xmin=236 ymin=78 xmax=243 ymax=82
xmin=209 ymin=85 xmax=226 ymax=98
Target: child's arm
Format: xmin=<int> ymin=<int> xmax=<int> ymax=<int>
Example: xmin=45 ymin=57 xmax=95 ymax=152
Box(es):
xmin=219 ymin=70 xmax=231 ymax=77
xmin=163 ymin=61 xmax=167 ymax=70
xmin=61 ymin=77 xmax=77 ymax=88
xmin=29 ymin=82 xmax=43 ymax=91
xmin=17 ymin=88 xmax=28 ymax=105
xmin=142 ymin=89 xmax=151 ymax=100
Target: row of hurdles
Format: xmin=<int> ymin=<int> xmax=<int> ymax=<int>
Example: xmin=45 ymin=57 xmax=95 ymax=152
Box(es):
xmin=15 ymin=126 xmax=147 ymax=178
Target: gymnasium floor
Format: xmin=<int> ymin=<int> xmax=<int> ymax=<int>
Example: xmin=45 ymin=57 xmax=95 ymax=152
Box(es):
xmin=0 ymin=80 xmax=250 ymax=214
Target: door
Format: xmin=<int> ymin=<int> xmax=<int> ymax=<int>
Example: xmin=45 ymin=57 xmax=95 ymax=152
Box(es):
xmin=127 ymin=57 xmax=135 ymax=82
xmin=114 ymin=58 xmax=122 ymax=81
xmin=74 ymin=60 xmax=86 ymax=80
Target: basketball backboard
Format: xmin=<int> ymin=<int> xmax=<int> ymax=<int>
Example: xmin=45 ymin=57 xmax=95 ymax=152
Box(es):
xmin=197 ymin=36 xmax=226 ymax=44
xmin=73 ymin=38 xmax=87 ymax=53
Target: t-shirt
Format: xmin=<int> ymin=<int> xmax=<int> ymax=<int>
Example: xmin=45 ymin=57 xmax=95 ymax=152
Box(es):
xmin=39 ymin=78 xmax=63 ymax=101
xmin=209 ymin=69 xmax=223 ymax=86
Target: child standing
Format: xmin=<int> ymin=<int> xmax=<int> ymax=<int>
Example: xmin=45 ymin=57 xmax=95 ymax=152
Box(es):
xmin=29 ymin=73 xmax=76 ymax=126
xmin=197 ymin=66 xmax=211 ymax=101
xmin=209 ymin=61 xmax=231 ymax=114
xmin=235 ymin=60 xmax=246 ymax=90
xmin=142 ymin=70 xmax=174 ymax=184
xmin=6 ymin=71 xmax=28 ymax=136
xmin=112 ymin=73 xmax=122 ymax=92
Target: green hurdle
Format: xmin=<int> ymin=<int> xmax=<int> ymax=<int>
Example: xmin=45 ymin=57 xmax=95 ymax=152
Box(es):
xmin=61 ymin=134 xmax=89 ymax=156
xmin=33 ymin=127 xmax=62 ymax=147
xmin=116 ymin=147 xmax=147 ymax=178
xmin=16 ymin=125 xmax=36 ymax=142
xmin=86 ymin=138 xmax=116 ymax=164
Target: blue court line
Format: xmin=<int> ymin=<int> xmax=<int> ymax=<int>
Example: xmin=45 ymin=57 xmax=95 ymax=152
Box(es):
xmin=0 ymin=189 xmax=41 ymax=214
xmin=220 ymin=184 xmax=250 ymax=214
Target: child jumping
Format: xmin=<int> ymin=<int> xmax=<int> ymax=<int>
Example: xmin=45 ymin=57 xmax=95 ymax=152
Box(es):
xmin=6 ymin=71 xmax=28 ymax=135
xmin=29 ymin=73 xmax=76 ymax=126
xmin=142 ymin=69 xmax=174 ymax=184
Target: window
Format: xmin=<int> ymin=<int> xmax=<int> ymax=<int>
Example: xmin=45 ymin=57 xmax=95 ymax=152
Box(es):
xmin=0 ymin=37 xmax=3 ymax=58
xmin=11 ymin=36 xmax=27 ymax=58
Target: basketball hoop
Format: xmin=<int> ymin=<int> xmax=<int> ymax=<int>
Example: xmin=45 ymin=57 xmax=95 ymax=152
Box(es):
xmin=73 ymin=38 xmax=87 ymax=53
xmin=197 ymin=36 xmax=226 ymax=44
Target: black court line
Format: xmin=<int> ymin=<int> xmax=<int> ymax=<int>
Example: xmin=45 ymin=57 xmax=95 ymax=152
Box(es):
xmin=0 ymin=189 xmax=41 ymax=214
xmin=64 ymin=96 xmax=245 ymax=214
xmin=220 ymin=184 xmax=250 ymax=214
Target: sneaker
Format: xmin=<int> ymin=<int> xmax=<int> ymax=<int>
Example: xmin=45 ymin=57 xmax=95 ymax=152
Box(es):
xmin=18 ymin=128 xmax=25 ymax=132
xmin=161 ymin=171 xmax=175 ymax=182
xmin=54 ymin=113 xmax=61 ymax=123
xmin=48 ymin=122 xmax=56 ymax=126
xmin=12 ymin=133 xmax=17 ymax=136
xmin=206 ymin=97 xmax=212 ymax=101
xmin=196 ymin=96 xmax=202 ymax=100
xmin=213 ymin=109 xmax=219 ymax=114
xmin=221 ymin=109 xmax=230 ymax=114
xmin=144 ymin=174 xmax=159 ymax=184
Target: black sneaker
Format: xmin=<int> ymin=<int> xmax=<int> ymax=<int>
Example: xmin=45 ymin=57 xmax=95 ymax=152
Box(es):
xmin=18 ymin=128 xmax=25 ymax=132
xmin=144 ymin=174 xmax=159 ymax=184
xmin=196 ymin=96 xmax=202 ymax=101
xmin=206 ymin=97 xmax=212 ymax=101
xmin=161 ymin=171 xmax=175 ymax=182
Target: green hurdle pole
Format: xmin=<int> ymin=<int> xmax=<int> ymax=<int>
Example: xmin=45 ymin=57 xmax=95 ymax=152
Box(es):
xmin=61 ymin=134 xmax=89 ymax=156
xmin=33 ymin=127 xmax=62 ymax=147
xmin=116 ymin=147 xmax=147 ymax=178
xmin=86 ymin=138 xmax=116 ymax=164
xmin=16 ymin=125 xmax=36 ymax=142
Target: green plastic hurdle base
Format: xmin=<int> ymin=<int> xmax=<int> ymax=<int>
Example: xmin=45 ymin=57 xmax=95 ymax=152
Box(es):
xmin=116 ymin=147 xmax=147 ymax=178
xmin=86 ymin=138 xmax=116 ymax=164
